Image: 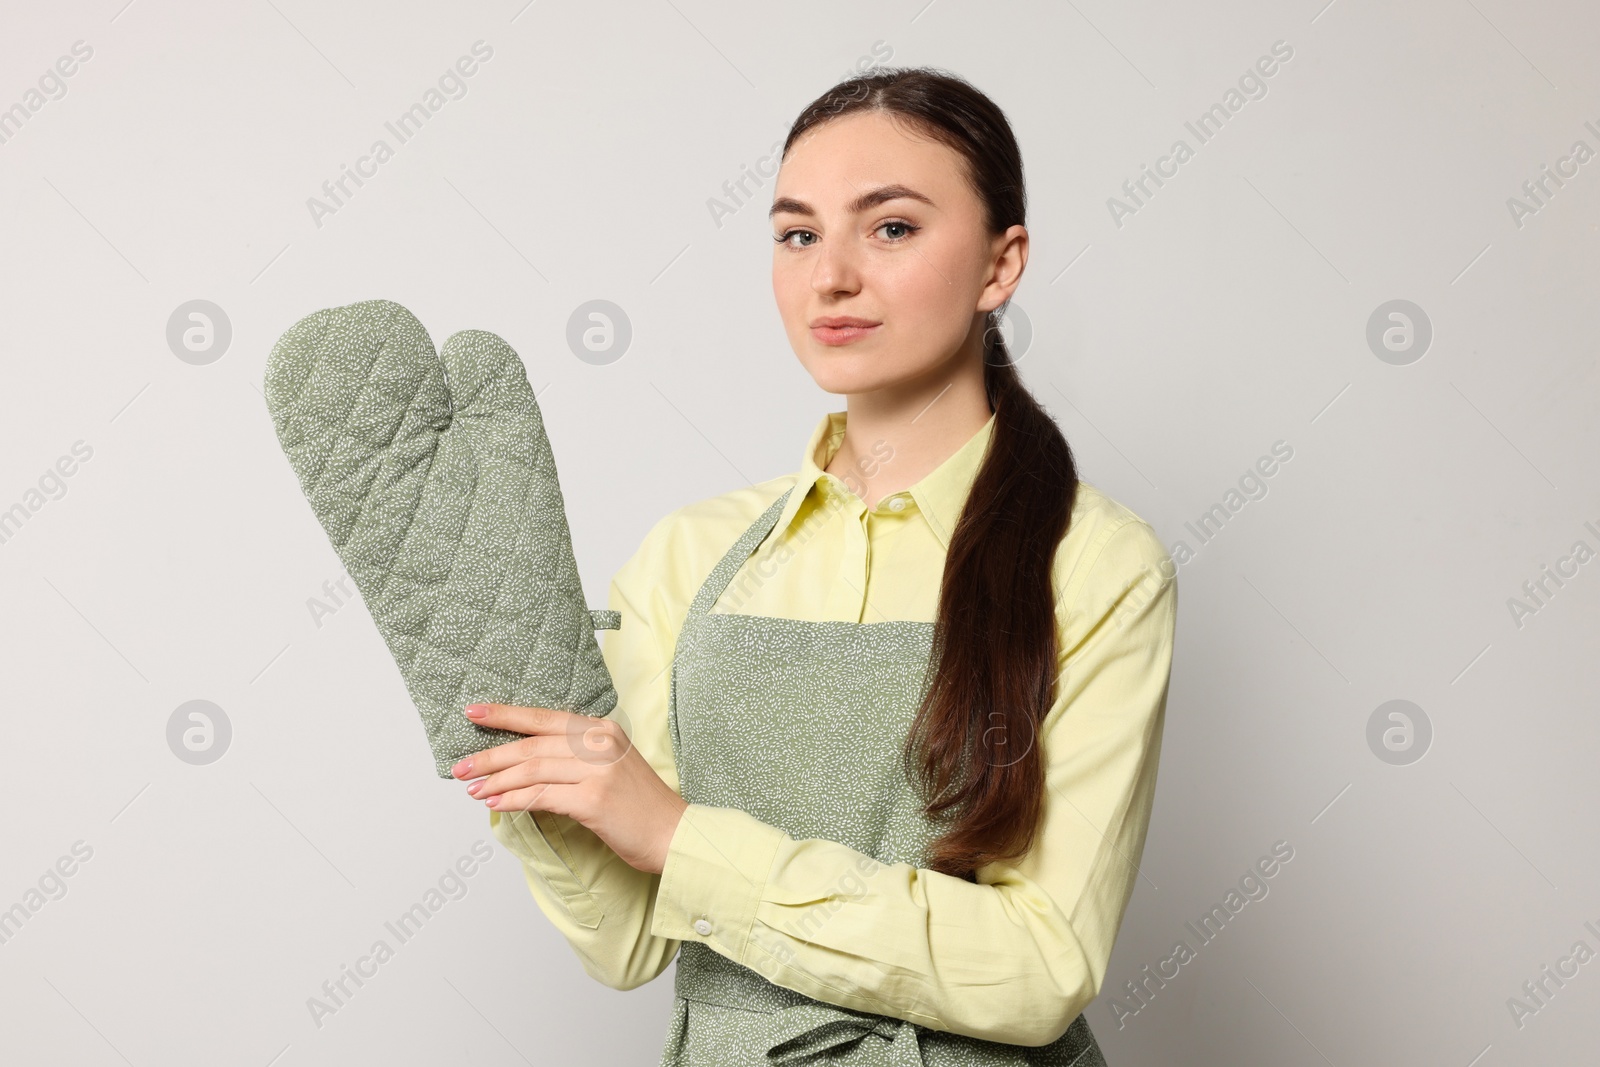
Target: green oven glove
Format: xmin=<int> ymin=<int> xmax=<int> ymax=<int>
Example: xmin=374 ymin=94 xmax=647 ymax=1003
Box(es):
xmin=263 ymin=298 xmax=619 ymax=778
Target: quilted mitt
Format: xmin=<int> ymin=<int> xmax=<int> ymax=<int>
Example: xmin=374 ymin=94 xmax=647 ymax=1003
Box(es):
xmin=263 ymin=298 xmax=619 ymax=778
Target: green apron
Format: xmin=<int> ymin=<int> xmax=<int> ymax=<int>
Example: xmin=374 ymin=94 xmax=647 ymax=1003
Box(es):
xmin=658 ymin=487 xmax=1107 ymax=1066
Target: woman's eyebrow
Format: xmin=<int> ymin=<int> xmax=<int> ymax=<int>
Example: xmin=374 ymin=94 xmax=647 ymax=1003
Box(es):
xmin=768 ymin=184 xmax=936 ymax=219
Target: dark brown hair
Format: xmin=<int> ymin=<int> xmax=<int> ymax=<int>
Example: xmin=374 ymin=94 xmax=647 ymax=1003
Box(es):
xmin=781 ymin=68 xmax=1080 ymax=879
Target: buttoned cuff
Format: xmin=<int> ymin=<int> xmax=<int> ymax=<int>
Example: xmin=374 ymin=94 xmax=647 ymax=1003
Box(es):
xmin=650 ymin=803 xmax=788 ymax=964
xmin=488 ymin=809 xmax=603 ymax=928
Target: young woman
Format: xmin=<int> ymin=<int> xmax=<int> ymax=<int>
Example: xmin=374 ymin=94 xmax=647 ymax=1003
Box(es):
xmin=456 ymin=67 xmax=1178 ymax=1065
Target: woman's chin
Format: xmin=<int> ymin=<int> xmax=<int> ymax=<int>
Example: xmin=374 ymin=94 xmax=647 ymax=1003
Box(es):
xmin=811 ymin=376 xmax=906 ymax=398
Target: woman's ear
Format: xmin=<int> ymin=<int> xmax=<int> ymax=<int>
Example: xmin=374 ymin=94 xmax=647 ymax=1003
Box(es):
xmin=978 ymin=224 xmax=1029 ymax=313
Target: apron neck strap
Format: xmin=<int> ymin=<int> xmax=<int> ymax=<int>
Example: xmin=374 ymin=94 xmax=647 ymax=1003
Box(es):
xmin=685 ymin=485 xmax=796 ymax=620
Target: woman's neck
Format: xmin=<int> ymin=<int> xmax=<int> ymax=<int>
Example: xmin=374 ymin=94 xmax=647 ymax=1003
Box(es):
xmin=825 ymin=374 xmax=992 ymax=511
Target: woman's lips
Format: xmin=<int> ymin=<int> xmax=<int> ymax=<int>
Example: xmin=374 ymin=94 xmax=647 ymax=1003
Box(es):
xmin=810 ymin=323 xmax=881 ymax=346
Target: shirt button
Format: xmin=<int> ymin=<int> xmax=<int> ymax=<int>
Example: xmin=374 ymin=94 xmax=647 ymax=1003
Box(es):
xmin=888 ymin=496 xmax=906 ymax=512
xmin=693 ymin=918 xmax=712 ymax=936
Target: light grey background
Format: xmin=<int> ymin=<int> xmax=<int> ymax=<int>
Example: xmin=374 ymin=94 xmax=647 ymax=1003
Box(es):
xmin=1 ymin=1 xmax=1595 ymax=1064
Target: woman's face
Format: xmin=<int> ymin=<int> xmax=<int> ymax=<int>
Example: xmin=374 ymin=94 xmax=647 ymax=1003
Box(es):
xmin=770 ymin=109 xmax=1026 ymax=397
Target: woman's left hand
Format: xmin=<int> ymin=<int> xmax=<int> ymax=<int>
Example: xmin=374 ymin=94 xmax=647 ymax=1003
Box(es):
xmin=451 ymin=703 xmax=688 ymax=875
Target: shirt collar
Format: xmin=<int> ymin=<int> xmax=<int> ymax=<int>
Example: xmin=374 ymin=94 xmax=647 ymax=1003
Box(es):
xmin=771 ymin=408 xmax=997 ymax=550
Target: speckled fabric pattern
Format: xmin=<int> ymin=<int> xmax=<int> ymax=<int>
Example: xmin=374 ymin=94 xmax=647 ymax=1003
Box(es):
xmin=263 ymin=298 xmax=616 ymax=778
xmin=660 ymin=487 xmax=1107 ymax=1066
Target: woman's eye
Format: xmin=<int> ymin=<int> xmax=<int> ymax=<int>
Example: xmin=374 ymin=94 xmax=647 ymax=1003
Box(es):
xmin=774 ymin=222 xmax=919 ymax=248
xmin=774 ymin=229 xmax=817 ymax=249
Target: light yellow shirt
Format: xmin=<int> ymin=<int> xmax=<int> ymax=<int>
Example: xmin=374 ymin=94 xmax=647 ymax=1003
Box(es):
xmin=489 ymin=408 xmax=1178 ymax=1047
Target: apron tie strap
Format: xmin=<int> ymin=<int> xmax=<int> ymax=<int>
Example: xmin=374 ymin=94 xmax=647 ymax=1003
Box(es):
xmin=763 ymin=1001 xmax=924 ymax=1065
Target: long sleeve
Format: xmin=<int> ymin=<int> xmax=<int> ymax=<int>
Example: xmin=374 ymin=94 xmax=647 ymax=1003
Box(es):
xmin=648 ymin=517 xmax=1178 ymax=1047
xmin=487 ymin=508 xmax=688 ymax=990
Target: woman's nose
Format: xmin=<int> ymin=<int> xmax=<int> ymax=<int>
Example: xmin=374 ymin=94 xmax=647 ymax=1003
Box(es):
xmin=810 ymin=238 xmax=862 ymax=296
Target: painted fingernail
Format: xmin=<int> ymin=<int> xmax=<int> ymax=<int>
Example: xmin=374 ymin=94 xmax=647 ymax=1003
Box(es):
xmin=466 ymin=780 xmax=483 ymax=796
xmin=452 ymin=759 xmax=472 ymax=777
xmin=464 ymin=705 xmax=487 ymax=719
xmin=484 ymin=795 xmax=499 ymax=808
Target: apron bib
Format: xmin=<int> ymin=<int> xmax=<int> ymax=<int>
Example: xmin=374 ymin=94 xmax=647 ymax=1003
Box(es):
xmin=656 ymin=487 xmax=1107 ymax=1066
